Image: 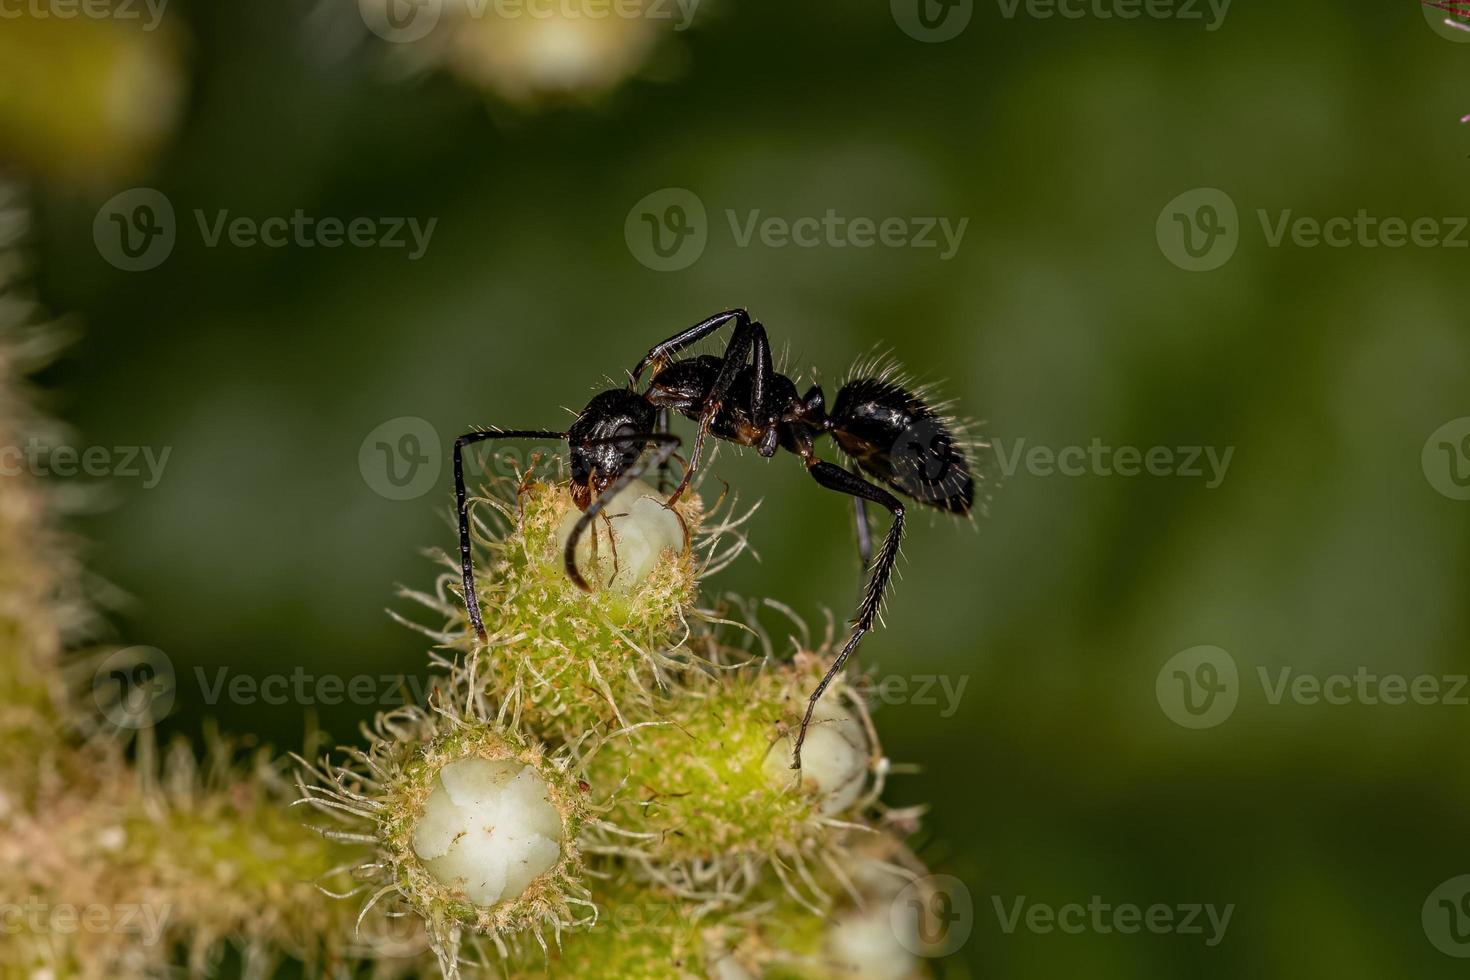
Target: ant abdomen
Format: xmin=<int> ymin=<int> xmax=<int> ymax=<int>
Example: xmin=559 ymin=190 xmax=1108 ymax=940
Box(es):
xmin=829 ymin=378 xmax=975 ymax=514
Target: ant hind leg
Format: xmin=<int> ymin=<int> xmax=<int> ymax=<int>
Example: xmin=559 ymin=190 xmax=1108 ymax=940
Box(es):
xmin=792 ymin=460 xmax=906 ymax=770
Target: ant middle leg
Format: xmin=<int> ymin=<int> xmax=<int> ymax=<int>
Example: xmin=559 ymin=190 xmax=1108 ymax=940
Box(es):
xmin=668 ymin=318 xmax=775 ymax=504
xmin=792 ymin=460 xmax=906 ymax=770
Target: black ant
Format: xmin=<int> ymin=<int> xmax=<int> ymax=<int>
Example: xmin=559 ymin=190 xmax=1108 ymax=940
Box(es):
xmin=453 ymin=309 xmax=976 ymax=769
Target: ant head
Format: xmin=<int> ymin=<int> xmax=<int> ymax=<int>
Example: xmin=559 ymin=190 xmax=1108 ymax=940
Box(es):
xmin=567 ymin=389 xmax=657 ymax=511
xmin=567 ymin=441 xmax=627 ymax=511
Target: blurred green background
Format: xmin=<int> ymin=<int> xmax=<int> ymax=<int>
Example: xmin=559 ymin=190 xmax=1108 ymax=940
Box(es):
xmin=9 ymin=0 xmax=1470 ymax=976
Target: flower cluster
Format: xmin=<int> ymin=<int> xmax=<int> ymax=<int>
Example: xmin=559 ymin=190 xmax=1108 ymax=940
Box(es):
xmin=300 ymin=470 xmax=943 ymax=977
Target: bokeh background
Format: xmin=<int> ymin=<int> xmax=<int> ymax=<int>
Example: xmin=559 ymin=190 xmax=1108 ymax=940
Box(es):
xmin=5 ymin=0 xmax=1470 ymax=976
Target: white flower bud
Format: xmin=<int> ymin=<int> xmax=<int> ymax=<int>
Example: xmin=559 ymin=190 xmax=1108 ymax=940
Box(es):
xmin=765 ymin=697 xmax=870 ymax=815
xmin=826 ymin=907 xmax=917 ymax=980
xmin=557 ymin=479 xmax=685 ymax=590
xmin=411 ymin=758 xmax=565 ymax=907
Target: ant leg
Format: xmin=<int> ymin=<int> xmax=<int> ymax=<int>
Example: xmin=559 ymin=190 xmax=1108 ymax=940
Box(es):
xmin=594 ymin=511 xmax=622 ymax=581
xmin=850 ymin=482 xmax=878 ymax=617
xmin=455 ymin=429 xmax=567 ymax=643
xmin=668 ymin=417 xmax=713 ymax=505
xmin=654 ymin=407 xmax=674 ymax=493
xmin=564 ymin=433 xmax=683 ymax=591
xmin=668 ymin=318 xmax=773 ymax=503
xmin=792 ymin=461 xmax=906 ymax=770
xmin=630 ymin=308 xmax=749 ymax=385
xmin=748 ymin=322 xmax=778 ymax=457
xmin=852 ymin=487 xmax=874 ymax=569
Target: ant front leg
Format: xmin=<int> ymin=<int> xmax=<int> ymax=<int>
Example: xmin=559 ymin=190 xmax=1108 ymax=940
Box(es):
xmin=629 ymin=308 xmax=750 ymax=385
xmin=792 ymin=460 xmax=906 ymax=770
xmin=455 ymin=429 xmax=568 ymax=643
xmin=668 ymin=318 xmax=775 ymax=503
xmin=564 ymin=433 xmax=683 ymax=592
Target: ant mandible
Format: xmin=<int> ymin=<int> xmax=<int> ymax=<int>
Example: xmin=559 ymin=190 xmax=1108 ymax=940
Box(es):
xmin=453 ymin=309 xmax=976 ymax=770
